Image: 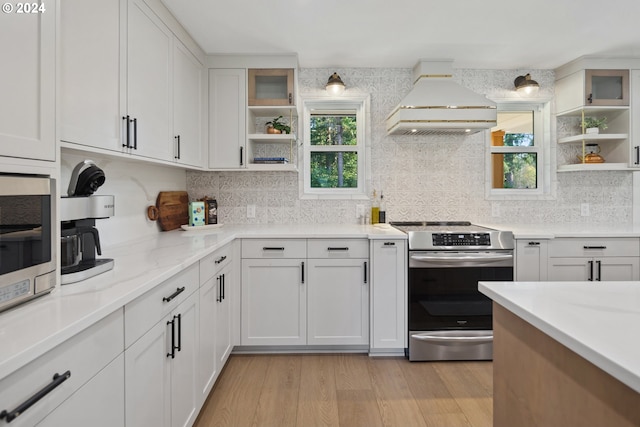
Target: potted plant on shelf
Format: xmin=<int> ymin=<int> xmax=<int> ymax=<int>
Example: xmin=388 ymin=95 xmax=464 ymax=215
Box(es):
xmin=582 ymin=116 xmax=607 ymax=134
xmin=265 ymin=116 xmax=291 ymax=134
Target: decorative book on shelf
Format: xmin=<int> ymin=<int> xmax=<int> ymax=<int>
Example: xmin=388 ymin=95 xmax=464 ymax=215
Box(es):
xmin=253 ymin=157 xmax=289 ymax=164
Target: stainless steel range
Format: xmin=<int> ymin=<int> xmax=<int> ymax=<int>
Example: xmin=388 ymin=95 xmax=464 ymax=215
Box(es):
xmin=390 ymin=221 xmax=514 ymax=361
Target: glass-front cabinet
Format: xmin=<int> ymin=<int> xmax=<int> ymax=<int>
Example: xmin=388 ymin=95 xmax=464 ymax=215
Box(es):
xmin=585 ymin=69 xmax=629 ymax=106
xmin=248 ymin=68 xmax=295 ymax=106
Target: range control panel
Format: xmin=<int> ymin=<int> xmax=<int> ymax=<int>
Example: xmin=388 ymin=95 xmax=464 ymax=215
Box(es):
xmin=432 ymin=233 xmax=491 ymax=246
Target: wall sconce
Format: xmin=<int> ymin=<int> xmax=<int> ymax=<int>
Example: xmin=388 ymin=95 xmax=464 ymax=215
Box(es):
xmin=514 ymin=73 xmax=539 ymax=95
xmin=326 ymin=72 xmax=346 ymax=95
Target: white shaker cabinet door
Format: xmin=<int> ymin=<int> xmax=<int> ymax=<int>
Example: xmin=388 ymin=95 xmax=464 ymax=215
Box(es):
xmin=209 ymin=68 xmax=247 ymax=169
xmin=241 ymin=258 xmax=306 ymax=345
xmin=59 ymin=0 xmax=123 ymax=152
xmin=127 ymin=0 xmax=173 ymax=161
xmin=172 ymin=40 xmax=203 ymax=167
xmin=215 ymin=262 xmax=234 ymax=369
xmin=0 ymin=0 xmax=55 ymax=161
xmin=307 ymin=258 xmax=369 ymax=345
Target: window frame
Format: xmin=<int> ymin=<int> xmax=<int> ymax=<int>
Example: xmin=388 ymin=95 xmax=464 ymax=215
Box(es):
xmin=485 ymin=99 xmax=553 ymax=200
xmin=301 ymin=95 xmax=370 ymax=199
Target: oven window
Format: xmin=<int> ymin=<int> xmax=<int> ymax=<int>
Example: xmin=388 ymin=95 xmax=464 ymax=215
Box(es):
xmin=0 ymin=195 xmax=52 ymax=275
xmin=409 ymin=266 xmax=513 ymax=330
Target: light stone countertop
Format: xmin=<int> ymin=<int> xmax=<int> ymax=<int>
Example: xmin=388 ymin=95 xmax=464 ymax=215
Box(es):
xmin=479 ymin=281 xmax=640 ymax=393
xmin=0 ymin=224 xmax=405 ymax=380
xmin=484 ymin=223 xmax=640 ymax=239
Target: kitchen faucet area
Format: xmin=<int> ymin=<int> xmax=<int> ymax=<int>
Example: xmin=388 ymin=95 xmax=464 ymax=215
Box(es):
xmin=1 ymin=0 xmax=640 ymax=426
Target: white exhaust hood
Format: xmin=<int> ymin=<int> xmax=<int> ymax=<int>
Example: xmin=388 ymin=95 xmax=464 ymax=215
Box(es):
xmin=386 ymin=60 xmax=497 ymax=136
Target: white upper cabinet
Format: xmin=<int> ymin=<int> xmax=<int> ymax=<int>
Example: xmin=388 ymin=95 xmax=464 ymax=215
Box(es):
xmin=172 ymin=40 xmax=203 ymax=167
xmin=126 ymin=0 xmax=172 ymax=161
xmin=59 ymin=0 xmax=123 ymax=152
xmin=59 ymin=0 xmax=204 ymax=168
xmin=0 ymin=0 xmax=55 ymax=162
xmin=208 ymin=68 xmax=247 ymax=169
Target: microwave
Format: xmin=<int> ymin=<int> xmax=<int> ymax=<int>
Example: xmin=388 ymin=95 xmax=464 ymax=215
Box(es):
xmin=0 ymin=175 xmax=57 ymax=313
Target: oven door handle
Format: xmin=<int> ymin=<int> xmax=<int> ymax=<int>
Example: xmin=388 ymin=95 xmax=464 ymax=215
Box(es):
xmin=410 ymin=253 xmax=513 ymax=263
xmin=411 ymin=332 xmax=493 ymax=345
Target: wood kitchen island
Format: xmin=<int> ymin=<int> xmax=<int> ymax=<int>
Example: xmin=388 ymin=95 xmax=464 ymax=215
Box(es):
xmin=479 ymin=281 xmax=640 ymax=427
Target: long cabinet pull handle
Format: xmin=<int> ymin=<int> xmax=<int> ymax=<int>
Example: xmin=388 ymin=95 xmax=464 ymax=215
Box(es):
xmin=174 ymin=136 xmax=180 ymax=159
xmin=167 ymin=318 xmax=176 ymax=359
xmin=596 ymin=260 xmax=602 ymax=281
xmin=132 ymin=118 xmax=137 ymax=150
xmin=635 ymin=146 xmax=640 ymax=165
xmin=221 ymin=274 xmax=225 ymax=301
xmin=528 ymin=241 xmax=540 ymax=246
xmin=364 ymin=261 xmax=368 ymax=284
xmin=0 ymin=371 xmax=71 ymax=423
xmin=216 ymin=276 xmax=222 ymax=303
xmin=177 ymin=135 xmax=181 ymax=159
xmin=583 ymin=246 xmax=606 ymax=250
xmin=383 ymin=242 xmax=396 ymax=246
xmin=327 ymin=247 xmax=349 ymax=251
xmin=122 ymin=116 xmax=130 ymax=147
xmin=588 ymin=260 xmax=594 ymax=281
xmin=301 ymin=262 xmax=305 ymax=284
xmin=240 ymin=146 xmax=243 ymax=166
xmin=162 ymin=286 xmax=185 ymax=303
xmin=176 ymin=314 xmax=182 ymax=352
xmin=215 ymin=255 xmax=227 ymax=264
xmin=263 ymin=247 xmax=285 ymax=251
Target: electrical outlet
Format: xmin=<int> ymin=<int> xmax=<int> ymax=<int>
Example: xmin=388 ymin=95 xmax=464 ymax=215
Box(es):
xmin=247 ymin=204 xmax=256 ymax=218
xmin=581 ymin=203 xmax=590 ymax=217
xmin=491 ymin=203 xmax=500 ymax=217
xmin=355 ymin=204 xmax=365 ymax=218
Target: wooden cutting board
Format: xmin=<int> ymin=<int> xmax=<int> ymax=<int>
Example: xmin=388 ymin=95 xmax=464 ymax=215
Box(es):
xmin=147 ymin=191 xmax=189 ymax=231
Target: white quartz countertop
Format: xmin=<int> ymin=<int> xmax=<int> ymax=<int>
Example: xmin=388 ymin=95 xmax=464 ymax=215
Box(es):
xmin=483 ymin=223 xmax=640 ymax=239
xmin=0 ymin=223 xmax=405 ymax=380
xmin=479 ymin=281 xmax=640 ymax=393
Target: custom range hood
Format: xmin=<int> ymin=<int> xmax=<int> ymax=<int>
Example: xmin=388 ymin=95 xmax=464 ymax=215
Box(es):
xmin=386 ymin=60 xmax=497 ymax=136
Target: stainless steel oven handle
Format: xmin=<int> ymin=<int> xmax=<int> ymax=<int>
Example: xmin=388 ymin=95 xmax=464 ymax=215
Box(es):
xmin=411 ymin=333 xmax=493 ymax=344
xmin=410 ymin=253 xmax=513 ymax=262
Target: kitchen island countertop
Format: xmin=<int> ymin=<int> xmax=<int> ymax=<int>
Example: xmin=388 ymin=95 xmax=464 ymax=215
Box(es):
xmin=0 ymin=223 xmax=405 ymax=381
xmin=479 ymin=280 xmax=640 ymax=393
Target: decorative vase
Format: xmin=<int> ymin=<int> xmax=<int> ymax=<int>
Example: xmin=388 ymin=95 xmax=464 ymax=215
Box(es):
xmin=585 ymin=127 xmax=599 ymax=134
xmin=266 ymin=126 xmax=281 ymax=134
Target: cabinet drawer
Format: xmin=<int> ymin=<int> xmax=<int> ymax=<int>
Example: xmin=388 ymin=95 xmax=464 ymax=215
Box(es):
xmin=0 ymin=310 xmax=123 ymax=427
xmin=307 ymin=239 xmax=369 ymax=259
xmin=241 ymin=239 xmax=307 ymax=259
xmin=200 ymin=243 xmax=232 ymax=283
xmin=548 ymin=238 xmax=640 ymax=257
xmin=124 ymin=263 xmax=199 ymax=348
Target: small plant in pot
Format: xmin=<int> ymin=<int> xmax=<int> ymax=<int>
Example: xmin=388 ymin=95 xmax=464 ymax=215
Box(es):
xmin=265 ymin=116 xmax=291 ymax=134
xmin=582 ymin=116 xmax=607 ymax=134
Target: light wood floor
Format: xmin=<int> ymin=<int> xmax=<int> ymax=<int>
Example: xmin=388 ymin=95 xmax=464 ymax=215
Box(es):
xmin=194 ymin=354 xmax=493 ymax=427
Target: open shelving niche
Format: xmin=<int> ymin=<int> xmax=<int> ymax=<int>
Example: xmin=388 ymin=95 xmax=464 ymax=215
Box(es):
xmin=556 ymin=106 xmax=631 ymax=172
xmin=246 ymin=106 xmax=299 ymax=172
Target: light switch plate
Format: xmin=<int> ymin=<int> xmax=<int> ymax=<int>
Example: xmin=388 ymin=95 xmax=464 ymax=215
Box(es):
xmin=247 ymin=204 xmax=256 ymax=218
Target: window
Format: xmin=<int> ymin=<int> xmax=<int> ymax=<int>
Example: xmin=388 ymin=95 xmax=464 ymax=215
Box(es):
xmin=302 ymin=96 xmax=369 ymax=198
xmin=486 ymin=101 xmax=552 ymax=199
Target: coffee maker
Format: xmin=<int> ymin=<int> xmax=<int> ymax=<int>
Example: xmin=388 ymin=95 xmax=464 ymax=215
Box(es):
xmin=60 ymin=160 xmax=115 ymax=284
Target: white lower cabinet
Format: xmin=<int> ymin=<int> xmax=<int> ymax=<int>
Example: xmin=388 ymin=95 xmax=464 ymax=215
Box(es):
xmin=369 ymin=239 xmax=407 ymax=353
xmin=515 ymin=239 xmax=549 ymax=281
xmin=198 ymin=244 xmax=234 ymax=402
xmin=0 ymin=310 xmax=124 ymax=427
xmin=241 ymin=257 xmax=306 ymax=346
xmin=38 ymin=354 xmax=124 ymax=427
xmin=241 ymin=239 xmax=372 ymax=348
xmin=124 ymin=266 xmax=200 ymax=427
xmin=307 ymin=239 xmax=370 ymax=346
xmin=547 ymin=237 xmax=640 ymax=282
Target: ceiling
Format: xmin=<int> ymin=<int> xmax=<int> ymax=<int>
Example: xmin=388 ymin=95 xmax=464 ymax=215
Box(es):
xmin=161 ymin=0 xmax=640 ymax=70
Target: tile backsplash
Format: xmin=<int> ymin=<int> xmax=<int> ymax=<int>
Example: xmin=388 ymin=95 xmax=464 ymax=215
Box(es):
xmin=188 ymin=67 xmax=633 ymax=225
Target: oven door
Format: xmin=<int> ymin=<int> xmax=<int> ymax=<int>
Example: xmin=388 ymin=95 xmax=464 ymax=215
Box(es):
xmin=408 ymin=250 xmax=513 ymax=331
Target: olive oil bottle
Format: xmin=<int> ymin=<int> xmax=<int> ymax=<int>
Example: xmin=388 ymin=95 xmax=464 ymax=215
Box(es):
xmin=371 ymin=190 xmax=379 ymax=224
